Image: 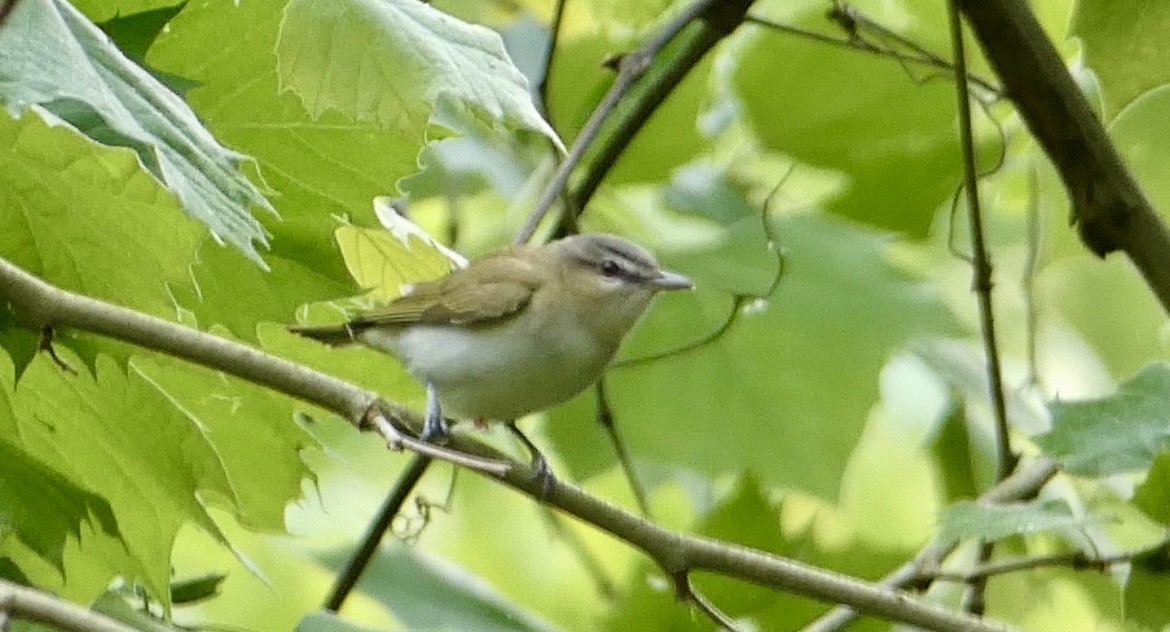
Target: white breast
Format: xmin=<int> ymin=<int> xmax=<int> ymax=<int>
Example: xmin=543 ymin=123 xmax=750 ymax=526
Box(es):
xmin=358 ymin=312 xmax=610 ymax=421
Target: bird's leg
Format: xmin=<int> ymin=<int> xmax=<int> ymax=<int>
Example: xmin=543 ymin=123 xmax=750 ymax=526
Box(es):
xmin=505 ymin=421 xmax=555 ymax=497
xmin=420 ymin=383 xmax=450 ymax=443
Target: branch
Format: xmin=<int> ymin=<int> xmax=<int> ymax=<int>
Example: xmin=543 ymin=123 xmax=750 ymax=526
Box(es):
xmin=955 ymin=0 xmax=1170 ymax=316
xmin=801 ymin=457 xmax=1058 ymax=632
xmin=0 ymin=257 xmax=1020 ymax=632
xmin=324 ymin=454 xmax=433 ymax=611
xmin=517 ymin=0 xmax=752 ymax=243
xmin=0 ymin=579 xmax=138 ymax=632
xmin=925 ymin=537 xmax=1170 ymax=583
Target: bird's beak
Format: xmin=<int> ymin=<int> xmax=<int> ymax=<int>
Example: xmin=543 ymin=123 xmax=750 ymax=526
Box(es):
xmin=649 ymin=269 xmax=694 ymax=291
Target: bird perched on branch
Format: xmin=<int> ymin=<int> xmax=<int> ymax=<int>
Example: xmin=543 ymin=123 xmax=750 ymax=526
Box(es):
xmin=289 ymin=233 xmax=692 ymax=473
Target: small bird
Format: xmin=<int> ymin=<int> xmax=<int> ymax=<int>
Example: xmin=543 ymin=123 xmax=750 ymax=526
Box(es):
xmin=289 ymin=233 xmax=693 ymax=460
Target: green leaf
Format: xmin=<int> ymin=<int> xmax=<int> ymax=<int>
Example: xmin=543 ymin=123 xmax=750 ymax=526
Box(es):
xmin=937 ymin=499 xmax=1090 ymax=545
xmin=550 ymin=209 xmax=961 ymax=497
xmin=334 ymin=199 xmax=465 ymax=301
xmin=926 ymin=403 xmax=981 ymax=502
xmin=732 ymin=7 xmax=988 ymax=236
xmin=0 ymin=438 xmax=118 ymax=571
xmin=0 ymin=339 xmax=312 ymax=603
xmin=1124 ymin=546 xmax=1170 ymax=629
xmin=169 ymin=242 xmax=355 ymax=342
xmin=318 ymin=545 xmax=562 ymax=632
xmin=97 ymin=4 xmax=186 ymax=63
xmin=169 ymin=573 xmax=226 ymax=606
xmin=1072 ymin=0 xmax=1170 ymax=117
xmin=0 ymin=0 xmax=274 ymax=263
xmin=0 ymin=109 xmax=202 ymax=312
xmin=1133 ymin=452 xmax=1170 ymax=525
xmin=147 ymin=0 xmax=422 ymax=286
xmin=1038 ymin=362 xmax=1170 ymax=477
xmin=276 ymin=0 xmax=561 ymax=150
xmin=129 ymin=353 xmax=315 ymax=531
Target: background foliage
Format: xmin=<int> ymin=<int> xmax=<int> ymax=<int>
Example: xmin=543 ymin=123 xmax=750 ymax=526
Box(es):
xmin=2 ymin=0 xmax=1169 ymax=630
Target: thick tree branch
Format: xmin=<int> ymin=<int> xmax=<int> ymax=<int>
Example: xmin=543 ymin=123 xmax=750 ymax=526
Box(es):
xmin=0 ymin=579 xmax=137 ymax=632
xmin=0 ymin=257 xmax=1017 ymax=632
xmin=956 ymin=0 xmax=1170 ymax=315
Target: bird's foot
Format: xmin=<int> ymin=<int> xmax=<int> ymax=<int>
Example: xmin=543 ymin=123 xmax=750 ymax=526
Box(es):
xmin=420 ymin=383 xmax=451 ymax=443
xmin=506 ymin=421 xmax=556 ymax=498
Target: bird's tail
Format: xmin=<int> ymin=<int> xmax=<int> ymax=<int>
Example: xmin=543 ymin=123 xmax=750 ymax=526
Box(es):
xmin=287 ymin=324 xmax=358 ymax=346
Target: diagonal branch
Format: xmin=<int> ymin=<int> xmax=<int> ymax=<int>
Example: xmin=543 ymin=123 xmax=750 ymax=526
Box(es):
xmin=955 ymin=0 xmax=1170 ymax=316
xmin=0 ymin=256 xmax=1018 ymax=632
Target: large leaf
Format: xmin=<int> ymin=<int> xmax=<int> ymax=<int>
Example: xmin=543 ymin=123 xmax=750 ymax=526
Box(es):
xmin=1073 ymin=0 xmax=1170 ymax=118
xmin=731 ymin=2 xmax=996 ymax=236
xmin=0 ymin=349 xmax=311 ymax=604
xmin=276 ymin=0 xmax=561 ymax=150
xmin=0 ymin=0 xmax=273 ymax=262
xmin=0 ymin=107 xmax=203 ymax=374
xmin=1038 ymin=362 xmax=1170 ymax=477
xmin=0 ymin=109 xmax=201 ymax=311
xmin=0 ymin=437 xmax=118 ymax=571
xmin=147 ymin=0 xmax=431 ymax=317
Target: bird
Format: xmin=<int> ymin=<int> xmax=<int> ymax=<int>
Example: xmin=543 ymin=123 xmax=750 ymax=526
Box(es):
xmin=289 ymin=233 xmax=693 ymax=475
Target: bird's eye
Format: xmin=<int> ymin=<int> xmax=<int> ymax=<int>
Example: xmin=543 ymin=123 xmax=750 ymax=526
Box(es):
xmin=599 ymin=259 xmax=622 ymax=278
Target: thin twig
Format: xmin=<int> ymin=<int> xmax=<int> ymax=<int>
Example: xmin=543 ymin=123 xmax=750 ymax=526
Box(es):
xmin=673 ymin=571 xmax=742 ymax=631
xmin=745 ymin=13 xmax=1000 ymax=96
xmin=948 ymin=0 xmax=1013 ymax=482
xmin=594 ymin=377 xmax=652 ymax=517
xmin=324 ymin=454 xmax=434 ymax=611
xmin=0 ymin=257 xmax=1019 ymax=632
xmin=956 ymin=0 xmax=1170 ymax=316
xmin=521 ymin=0 xmax=748 ymax=243
xmin=800 ymin=458 xmax=1058 ymax=632
xmin=615 ymin=173 xmax=787 ymax=369
xmin=535 ymin=0 xmax=568 ymax=123
xmin=925 ymin=537 xmax=1170 ymax=583
xmin=948 ymin=2 xmax=1012 ymax=614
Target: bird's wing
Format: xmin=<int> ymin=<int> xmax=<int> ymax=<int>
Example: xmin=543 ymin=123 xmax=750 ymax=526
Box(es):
xmin=351 ymin=251 xmax=541 ymax=327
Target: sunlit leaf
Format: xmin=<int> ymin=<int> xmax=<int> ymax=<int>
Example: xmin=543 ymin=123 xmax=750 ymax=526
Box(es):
xmin=1039 ymin=362 xmax=1170 ymax=477
xmin=0 ymin=0 xmax=273 ymax=262
xmin=937 ymin=499 xmax=1091 ymax=545
xmin=276 ymin=0 xmax=561 ymax=150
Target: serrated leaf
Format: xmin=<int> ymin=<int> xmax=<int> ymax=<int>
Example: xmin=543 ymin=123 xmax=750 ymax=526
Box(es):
xmin=317 ymin=545 xmax=561 ymax=632
xmin=276 ymin=0 xmax=561 ymax=151
xmin=0 ymin=438 xmax=119 ymax=571
xmin=937 ymin=499 xmax=1090 ymax=545
xmin=0 ymin=0 xmax=274 ymax=262
xmin=147 ymin=0 xmax=423 ymax=287
xmin=0 ymin=108 xmax=202 ymax=313
xmin=129 ymin=353 xmax=315 ymax=530
xmin=1073 ymin=0 xmax=1170 ymax=117
xmin=0 ymin=351 xmax=238 ymax=605
xmin=1038 ymin=362 xmax=1170 ymax=477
